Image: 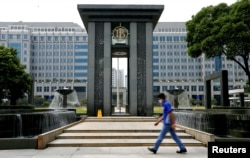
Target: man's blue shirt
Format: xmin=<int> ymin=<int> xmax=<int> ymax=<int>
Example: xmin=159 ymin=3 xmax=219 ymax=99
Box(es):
xmin=162 ymin=100 xmax=173 ymax=124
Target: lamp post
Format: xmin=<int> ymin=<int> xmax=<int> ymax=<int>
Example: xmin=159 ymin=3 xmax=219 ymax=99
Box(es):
xmin=85 ymin=81 xmax=88 ymax=99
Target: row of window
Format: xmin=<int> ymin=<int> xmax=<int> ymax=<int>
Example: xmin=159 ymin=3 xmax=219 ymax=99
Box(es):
xmin=153 ymin=44 xmax=187 ymax=49
xmin=153 ymin=65 xmax=202 ymax=70
xmin=32 ymin=36 xmax=87 ymax=42
xmin=153 ymin=72 xmax=202 ymax=77
xmin=31 ymin=51 xmax=88 ymax=57
xmin=31 ymin=58 xmax=88 ymax=63
xmin=32 ymin=72 xmax=87 ymax=78
xmin=153 ymin=36 xmax=186 ymax=42
xmin=36 ymin=86 xmax=86 ymax=92
xmin=156 ymin=27 xmax=186 ymax=33
xmin=31 ymin=44 xmax=88 ymax=50
xmin=1 ymin=34 xmax=29 ymax=40
xmin=153 ymin=58 xmax=200 ymax=63
xmin=31 ymin=65 xmax=88 ymax=70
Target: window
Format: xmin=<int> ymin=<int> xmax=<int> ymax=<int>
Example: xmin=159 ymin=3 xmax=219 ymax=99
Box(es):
xmin=153 ymin=36 xmax=158 ymax=41
xmin=199 ymin=86 xmax=204 ymax=91
xmin=153 ymin=58 xmax=159 ymax=63
xmin=54 ymin=36 xmax=59 ymax=42
xmin=23 ymin=34 xmax=28 ymax=40
xmin=36 ymin=87 xmax=42 ymax=92
xmin=75 ymin=59 xmax=88 ymax=63
xmin=74 ymin=87 xmax=86 ymax=92
xmin=9 ymin=34 xmax=13 ymax=39
xmin=44 ymin=87 xmax=50 ymax=92
xmin=40 ymin=36 xmax=44 ymax=42
xmin=153 ymin=45 xmax=158 ymax=49
xmin=61 ymin=36 xmax=66 ymax=41
xmin=83 ymin=36 xmax=87 ymax=41
xmin=75 ymin=52 xmax=88 ymax=56
xmin=75 ymin=72 xmax=87 ymax=77
xmin=17 ymin=34 xmax=21 ymax=39
xmin=184 ymin=86 xmax=189 ymax=91
xmin=68 ymin=36 xmax=73 ymax=41
xmin=75 ymin=66 xmax=88 ymax=70
xmin=1 ymin=34 xmax=6 ymax=40
xmin=75 ymin=36 xmax=80 ymax=41
xmin=153 ymin=72 xmax=159 ymax=77
xmin=47 ymin=36 xmax=52 ymax=42
xmin=153 ymin=86 xmax=160 ymax=92
xmin=75 ymin=44 xmax=88 ymax=49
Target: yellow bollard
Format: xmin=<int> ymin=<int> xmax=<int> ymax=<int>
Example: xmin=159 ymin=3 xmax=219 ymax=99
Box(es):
xmin=97 ymin=109 xmax=102 ymax=118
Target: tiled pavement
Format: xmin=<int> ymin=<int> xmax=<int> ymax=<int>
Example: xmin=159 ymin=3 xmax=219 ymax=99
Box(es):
xmin=0 ymin=146 xmax=207 ymax=158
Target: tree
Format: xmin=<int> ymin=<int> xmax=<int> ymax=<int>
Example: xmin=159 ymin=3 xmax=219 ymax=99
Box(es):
xmin=0 ymin=46 xmax=32 ymax=105
xmin=186 ymin=0 xmax=250 ymax=85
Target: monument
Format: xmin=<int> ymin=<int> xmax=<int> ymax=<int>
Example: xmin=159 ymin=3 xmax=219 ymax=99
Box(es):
xmin=78 ymin=5 xmax=164 ymax=116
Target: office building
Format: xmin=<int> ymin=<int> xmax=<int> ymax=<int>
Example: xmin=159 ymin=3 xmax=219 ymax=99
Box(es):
xmin=0 ymin=21 xmax=247 ymax=104
xmin=0 ymin=21 xmax=88 ymax=100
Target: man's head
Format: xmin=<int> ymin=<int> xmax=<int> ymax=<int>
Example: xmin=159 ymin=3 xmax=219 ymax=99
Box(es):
xmin=157 ymin=93 xmax=166 ymax=100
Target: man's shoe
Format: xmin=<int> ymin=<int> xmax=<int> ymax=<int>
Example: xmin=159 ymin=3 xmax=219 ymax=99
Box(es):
xmin=176 ymin=149 xmax=187 ymax=154
xmin=148 ymin=147 xmax=157 ymax=154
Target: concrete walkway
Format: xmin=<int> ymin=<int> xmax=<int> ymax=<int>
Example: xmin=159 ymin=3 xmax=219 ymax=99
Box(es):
xmin=0 ymin=146 xmax=207 ymax=158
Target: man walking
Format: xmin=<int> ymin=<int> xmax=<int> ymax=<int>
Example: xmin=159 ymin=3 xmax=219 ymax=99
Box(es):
xmin=148 ymin=93 xmax=187 ymax=154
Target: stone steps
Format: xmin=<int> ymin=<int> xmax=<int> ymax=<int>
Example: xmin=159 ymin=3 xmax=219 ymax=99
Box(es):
xmin=48 ymin=138 xmax=203 ymax=147
xmin=84 ymin=117 xmax=157 ymax=122
xmin=57 ymin=132 xmax=193 ymax=139
xmin=47 ymin=117 xmax=205 ymax=147
xmin=63 ymin=129 xmax=186 ymax=133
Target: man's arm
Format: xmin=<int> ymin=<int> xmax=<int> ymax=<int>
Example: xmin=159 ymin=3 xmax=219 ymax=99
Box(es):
xmin=154 ymin=116 xmax=163 ymax=126
xmin=169 ymin=111 xmax=176 ymax=130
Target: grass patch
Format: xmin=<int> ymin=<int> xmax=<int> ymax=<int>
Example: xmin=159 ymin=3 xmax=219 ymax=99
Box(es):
xmin=76 ymin=106 xmax=87 ymax=114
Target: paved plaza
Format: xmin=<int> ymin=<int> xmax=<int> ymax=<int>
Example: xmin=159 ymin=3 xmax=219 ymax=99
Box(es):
xmin=0 ymin=146 xmax=207 ymax=158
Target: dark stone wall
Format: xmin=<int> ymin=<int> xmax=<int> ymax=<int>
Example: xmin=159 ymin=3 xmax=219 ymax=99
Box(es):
xmin=174 ymin=110 xmax=250 ymax=138
xmin=0 ymin=111 xmax=76 ymax=138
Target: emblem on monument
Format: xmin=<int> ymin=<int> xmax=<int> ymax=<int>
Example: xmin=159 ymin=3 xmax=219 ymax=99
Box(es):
xmin=112 ymin=25 xmax=129 ymax=45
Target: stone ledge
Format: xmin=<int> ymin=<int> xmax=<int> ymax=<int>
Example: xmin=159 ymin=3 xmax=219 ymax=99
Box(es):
xmin=37 ymin=116 xmax=87 ymax=149
xmin=176 ymin=124 xmax=215 ymax=146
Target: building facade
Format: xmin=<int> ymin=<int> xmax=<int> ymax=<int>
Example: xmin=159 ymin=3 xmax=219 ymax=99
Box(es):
xmin=0 ymin=21 xmax=247 ymax=105
xmin=0 ymin=22 xmax=88 ymax=100
xmin=152 ymin=22 xmax=247 ymax=105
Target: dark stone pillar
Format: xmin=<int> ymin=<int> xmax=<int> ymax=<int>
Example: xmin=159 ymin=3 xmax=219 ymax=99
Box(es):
xmin=239 ymin=93 xmax=245 ymax=107
xmin=205 ymin=80 xmax=211 ymax=109
xmin=94 ymin=22 xmax=104 ymax=114
xmin=145 ymin=22 xmax=153 ymax=116
xmin=221 ymin=70 xmax=229 ymax=106
xmin=137 ymin=23 xmax=147 ymax=116
xmin=129 ymin=22 xmax=138 ymax=116
xmin=103 ymin=22 xmax=112 ymax=115
xmin=87 ymin=22 xmax=95 ymax=116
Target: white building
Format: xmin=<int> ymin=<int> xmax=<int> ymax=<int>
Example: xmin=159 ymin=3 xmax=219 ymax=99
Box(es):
xmin=112 ymin=68 xmax=124 ymax=87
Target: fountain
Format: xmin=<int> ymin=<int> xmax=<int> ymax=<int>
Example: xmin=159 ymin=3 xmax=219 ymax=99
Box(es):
xmin=49 ymin=88 xmax=80 ymax=109
xmin=172 ymin=71 xmax=250 ymax=139
xmin=0 ymin=89 xmax=79 ymax=141
xmin=166 ymin=89 xmax=190 ymax=109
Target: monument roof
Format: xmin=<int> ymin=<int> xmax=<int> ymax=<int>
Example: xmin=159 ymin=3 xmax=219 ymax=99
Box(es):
xmin=77 ymin=4 xmax=164 ymax=31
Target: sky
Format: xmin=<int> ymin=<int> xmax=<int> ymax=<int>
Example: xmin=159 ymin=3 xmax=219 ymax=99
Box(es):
xmin=1 ymin=0 xmax=238 ymax=76
xmin=1 ymin=0 xmax=237 ymax=27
